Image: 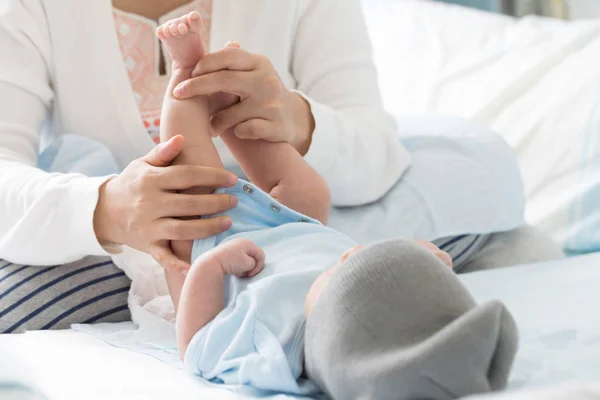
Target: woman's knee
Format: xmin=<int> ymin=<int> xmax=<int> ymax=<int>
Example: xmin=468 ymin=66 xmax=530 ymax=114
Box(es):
xmin=0 ymin=256 xmax=131 ymax=333
xmin=396 ymin=114 xmax=496 ymax=139
xmin=458 ymin=225 xmax=565 ymax=273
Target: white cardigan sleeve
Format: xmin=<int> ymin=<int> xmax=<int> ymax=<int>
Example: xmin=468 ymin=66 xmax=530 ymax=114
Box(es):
xmin=0 ymin=0 xmax=110 ymax=265
xmin=293 ymin=0 xmax=411 ymax=206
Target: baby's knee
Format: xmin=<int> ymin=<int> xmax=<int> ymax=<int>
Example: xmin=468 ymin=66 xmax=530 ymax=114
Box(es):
xmin=312 ymin=176 xmax=331 ymax=224
xmin=270 ymin=173 xmax=331 ymax=224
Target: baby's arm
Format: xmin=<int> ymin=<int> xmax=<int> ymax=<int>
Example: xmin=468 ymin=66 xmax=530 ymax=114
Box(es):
xmin=168 ymin=238 xmax=265 ymax=359
xmin=220 ymin=131 xmax=331 ymax=224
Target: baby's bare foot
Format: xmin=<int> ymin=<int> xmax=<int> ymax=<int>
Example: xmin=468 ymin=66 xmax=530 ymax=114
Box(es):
xmin=156 ymin=11 xmax=206 ymax=70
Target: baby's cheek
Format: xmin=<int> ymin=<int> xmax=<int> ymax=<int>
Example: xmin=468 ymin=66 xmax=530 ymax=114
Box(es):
xmin=306 ymin=269 xmax=335 ymax=316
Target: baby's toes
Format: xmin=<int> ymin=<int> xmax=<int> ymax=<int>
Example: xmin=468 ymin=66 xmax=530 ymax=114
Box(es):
xmin=158 ymin=25 xmax=170 ymax=38
xmin=177 ymin=22 xmax=188 ymax=35
xmin=169 ymin=23 xmax=180 ymax=36
xmin=186 ymin=11 xmax=203 ymax=32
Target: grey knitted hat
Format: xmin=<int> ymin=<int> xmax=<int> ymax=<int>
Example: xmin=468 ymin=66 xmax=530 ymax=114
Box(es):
xmin=305 ymin=239 xmax=518 ymax=400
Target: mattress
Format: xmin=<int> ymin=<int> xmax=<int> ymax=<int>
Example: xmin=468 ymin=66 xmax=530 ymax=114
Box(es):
xmin=3 ymin=252 xmax=600 ymax=400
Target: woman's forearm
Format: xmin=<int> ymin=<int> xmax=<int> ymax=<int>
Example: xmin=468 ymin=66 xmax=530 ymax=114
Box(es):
xmin=0 ymin=157 xmax=112 ymax=264
xmin=174 ymin=253 xmax=225 ymax=360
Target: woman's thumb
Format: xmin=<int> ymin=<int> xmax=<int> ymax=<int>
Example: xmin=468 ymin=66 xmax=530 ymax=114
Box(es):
xmin=143 ymin=135 xmax=184 ymax=167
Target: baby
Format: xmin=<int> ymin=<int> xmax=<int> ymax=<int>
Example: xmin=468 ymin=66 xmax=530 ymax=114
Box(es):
xmin=157 ymin=12 xmax=519 ymax=399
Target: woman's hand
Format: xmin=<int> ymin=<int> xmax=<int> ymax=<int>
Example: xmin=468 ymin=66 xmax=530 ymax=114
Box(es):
xmin=93 ymin=135 xmax=238 ymax=272
xmin=173 ymin=46 xmax=315 ymax=155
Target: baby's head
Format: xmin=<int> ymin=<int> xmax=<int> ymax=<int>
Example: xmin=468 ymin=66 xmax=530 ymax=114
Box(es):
xmin=303 ymin=239 xmax=519 ymax=400
xmin=304 ymin=241 xmax=452 ymax=317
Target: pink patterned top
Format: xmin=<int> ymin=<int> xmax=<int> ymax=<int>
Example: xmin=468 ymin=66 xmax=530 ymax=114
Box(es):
xmin=112 ymin=1 xmax=212 ymax=143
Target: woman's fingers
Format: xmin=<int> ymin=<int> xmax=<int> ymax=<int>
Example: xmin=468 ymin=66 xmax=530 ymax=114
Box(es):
xmin=208 ymin=92 xmax=240 ymax=115
xmin=155 ymin=165 xmax=237 ymax=190
xmin=159 ymin=216 xmax=233 ymax=241
xmin=233 ymin=119 xmax=272 ymax=140
xmin=150 ymin=241 xmax=190 ymax=273
xmin=161 ymin=193 xmax=238 ymax=217
xmin=210 ymin=99 xmax=267 ymax=135
xmin=174 ymin=70 xmax=254 ymax=99
xmin=191 ymin=47 xmax=257 ymax=78
xmin=142 ymin=135 xmax=185 ymax=167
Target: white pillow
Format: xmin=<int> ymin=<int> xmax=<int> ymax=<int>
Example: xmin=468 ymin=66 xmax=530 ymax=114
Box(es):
xmin=362 ymin=0 xmax=600 ymax=251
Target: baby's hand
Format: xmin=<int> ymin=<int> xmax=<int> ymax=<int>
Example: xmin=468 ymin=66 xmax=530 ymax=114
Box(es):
xmin=415 ymin=240 xmax=453 ymax=268
xmin=212 ymin=238 xmax=265 ymax=278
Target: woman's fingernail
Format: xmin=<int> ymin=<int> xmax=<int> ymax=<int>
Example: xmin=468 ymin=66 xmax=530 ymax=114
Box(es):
xmin=230 ymin=196 xmax=239 ymax=207
xmin=181 ymin=269 xmax=189 ymax=276
xmin=173 ymin=85 xmax=184 ymax=97
xmin=228 ymin=175 xmax=238 ymax=185
xmin=221 ymin=217 xmax=233 ymax=230
xmin=225 ymin=41 xmax=240 ymax=49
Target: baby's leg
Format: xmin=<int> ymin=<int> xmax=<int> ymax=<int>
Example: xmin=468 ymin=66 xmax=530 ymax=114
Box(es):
xmin=220 ymin=132 xmax=331 ymax=224
xmin=157 ymin=12 xmax=224 ymax=263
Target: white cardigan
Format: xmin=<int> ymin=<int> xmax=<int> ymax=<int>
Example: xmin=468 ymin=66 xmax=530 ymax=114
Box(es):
xmin=0 ymin=0 xmax=410 ymax=265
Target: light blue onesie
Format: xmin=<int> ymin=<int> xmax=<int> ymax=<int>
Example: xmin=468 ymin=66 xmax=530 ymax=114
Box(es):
xmin=184 ymin=179 xmax=357 ymax=395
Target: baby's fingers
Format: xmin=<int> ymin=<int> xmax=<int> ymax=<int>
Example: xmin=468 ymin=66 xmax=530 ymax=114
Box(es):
xmin=246 ymin=264 xmax=263 ymax=278
xmin=235 ymin=254 xmax=264 ymax=278
xmin=246 ymin=250 xmax=265 ymax=277
xmin=436 ymin=250 xmax=453 ymax=268
xmin=245 ymin=243 xmax=265 ymax=268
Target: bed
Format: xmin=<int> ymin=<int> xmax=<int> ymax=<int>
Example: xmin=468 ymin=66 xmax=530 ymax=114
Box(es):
xmin=5 ymin=252 xmax=600 ymax=400
xmin=4 ymin=0 xmax=600 ymax=399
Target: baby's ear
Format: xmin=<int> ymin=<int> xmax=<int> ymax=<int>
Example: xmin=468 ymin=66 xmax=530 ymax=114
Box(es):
xmin=340 ymin=245 xmax=364 ymax=263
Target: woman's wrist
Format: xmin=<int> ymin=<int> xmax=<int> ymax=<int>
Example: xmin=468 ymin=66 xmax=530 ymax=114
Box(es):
xmin=93 ymin=178 xmax=120 ymax=246
xmin=289 ymin=91 xmax=315 ymax=156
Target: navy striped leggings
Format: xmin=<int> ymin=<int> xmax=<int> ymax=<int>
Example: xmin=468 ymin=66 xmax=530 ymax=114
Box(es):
xmin=0 ymin=256 xmax=131 ymax=333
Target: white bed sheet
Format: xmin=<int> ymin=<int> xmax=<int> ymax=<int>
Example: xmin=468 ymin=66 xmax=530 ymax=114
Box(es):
xmin=3 ymin=253 xmax=600 ymax=400
xmin=3 ymin=330 xmax=254 ymax=400
xmin=461 ymin=254 xmax=600 ymax=389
